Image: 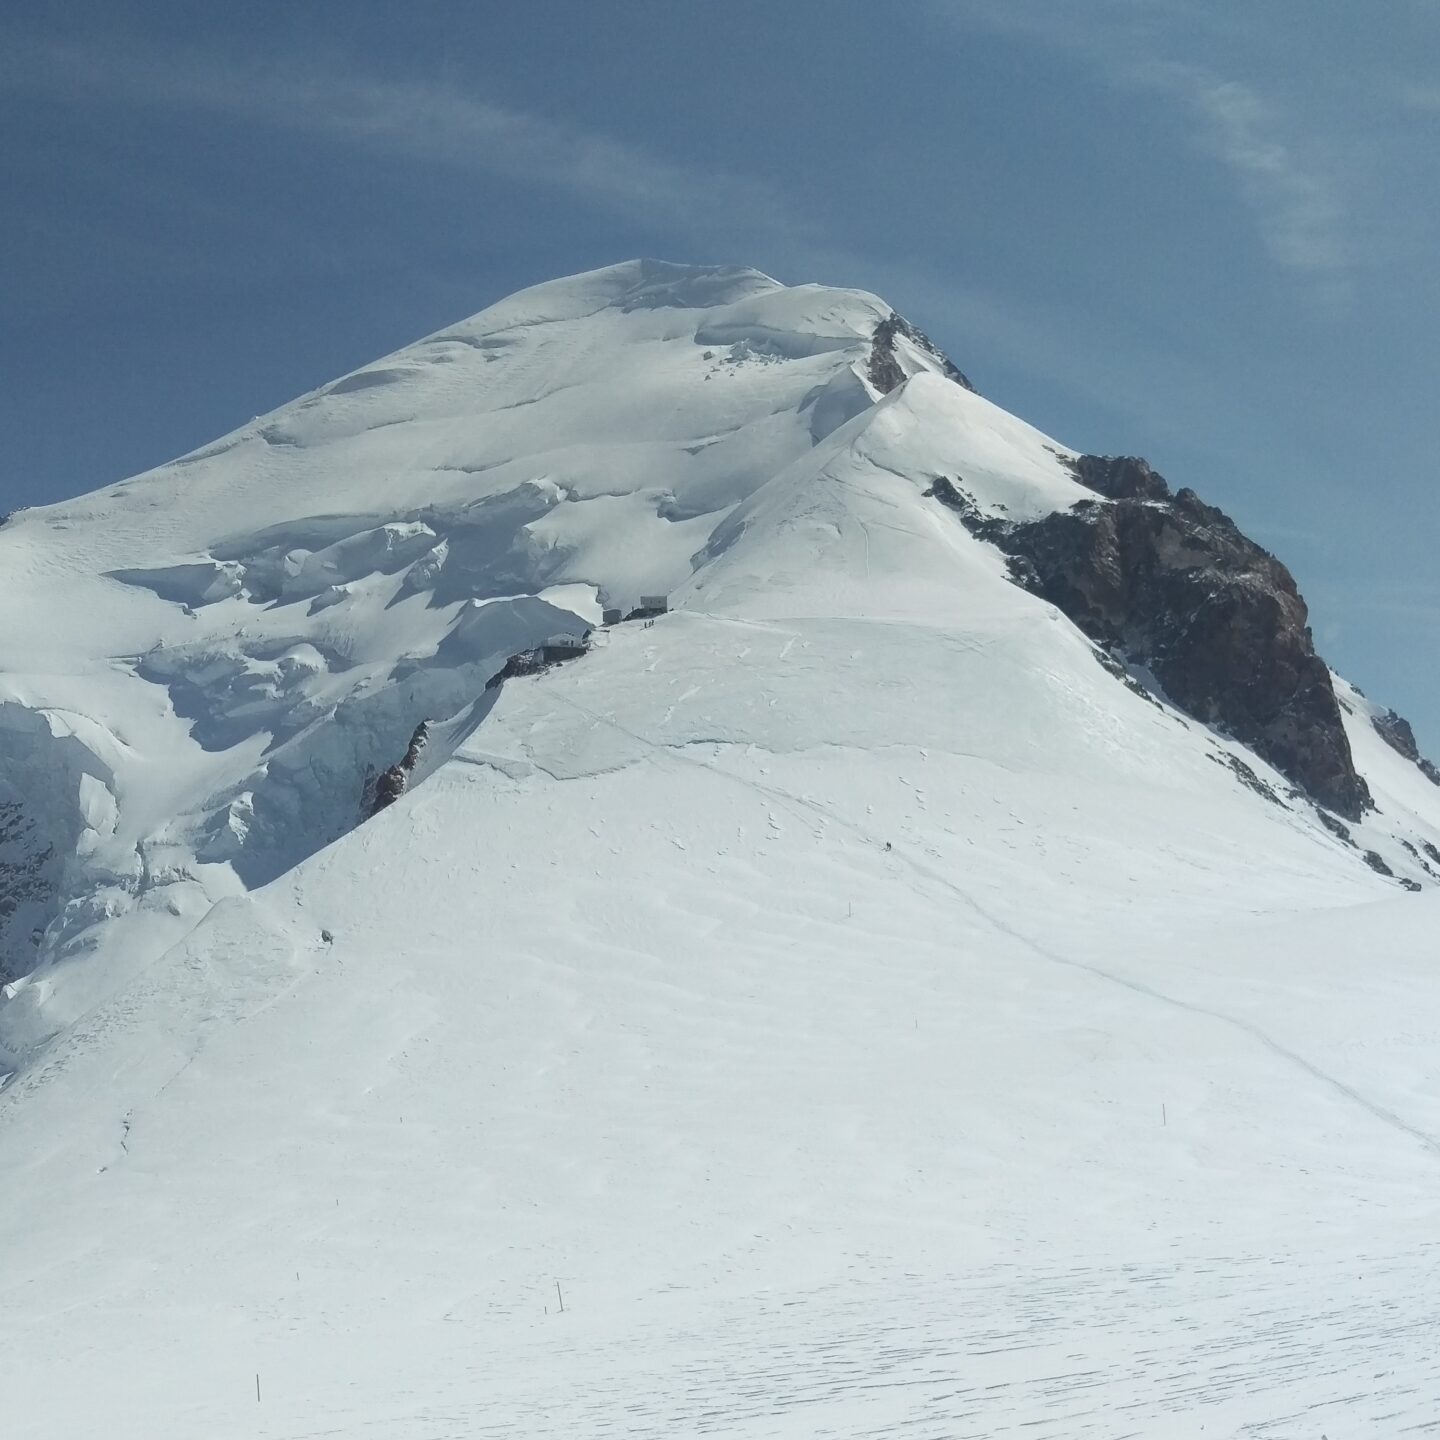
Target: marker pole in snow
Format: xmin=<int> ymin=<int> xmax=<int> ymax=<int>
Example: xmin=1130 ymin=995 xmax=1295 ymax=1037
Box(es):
xmin=556 ymin=1280 xmax=565 ymax=1313
xmin=256 ymin=1373 xmax=261 ymax=1403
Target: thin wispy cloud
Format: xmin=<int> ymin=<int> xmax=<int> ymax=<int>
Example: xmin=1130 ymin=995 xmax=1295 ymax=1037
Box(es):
xmin=0 ymin=34 xmax=793 ymax=244
xmin=0 ymin=26 xmax=1151 ymax=404
xmin=924 ymin=0 xmax=1353 ymax=300
xmin=1132 ymin=61 xmax=1348 ymax=281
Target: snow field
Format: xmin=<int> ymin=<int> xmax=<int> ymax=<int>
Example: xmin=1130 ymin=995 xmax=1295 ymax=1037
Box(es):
xmin=5 ymin=614 xmax=1440 ymax=1435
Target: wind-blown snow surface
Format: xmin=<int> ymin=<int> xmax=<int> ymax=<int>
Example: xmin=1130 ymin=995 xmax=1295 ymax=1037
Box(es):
xmin=3 ymin=261 xmax=1440 ymax=1436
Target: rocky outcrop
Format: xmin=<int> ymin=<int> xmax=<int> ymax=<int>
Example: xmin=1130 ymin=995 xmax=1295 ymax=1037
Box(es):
xmin=484 ymin=634 xmax=591 ymax=690
xmin=367 ymin=721 xmax=431 ymax=818
xmin=1360 ymin=849 xmax=1421 ymax=891
xmin=927 ymin=458 xmax=1372 ymax=820
xmin=1400 ymin=840 xmax=1439 ymax=880
xmin=1063 ymin=455 xmax=1171 ymax=502
xmin=1363 ymin=849 xmax=1397 ymax=878
xmin=484 ymin=651 xmax=550 ymax=690
xmin=1373 ymin=708 xmax=1440 ymax=786
xmin=869 ymin=314 xmax=975 ymax=396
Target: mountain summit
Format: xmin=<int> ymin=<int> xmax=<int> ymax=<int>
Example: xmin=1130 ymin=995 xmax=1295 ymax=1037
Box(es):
xmin=1 ymin=259 xmax=1431 ymax=1004
xmin=3 ymin=261 xmax=1439 ymax=1436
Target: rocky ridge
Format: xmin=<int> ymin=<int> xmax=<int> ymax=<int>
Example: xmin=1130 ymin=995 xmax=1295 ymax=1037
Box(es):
xmin=366 ymin=720 xmax=432 ymax=818
xmin=1373 ymin=708 xmax=1440 ymax=787
xmin=868 ymin=313 xmax=976 ymax=396
xmin=926 ymin=456 xmax=1372 ymax=819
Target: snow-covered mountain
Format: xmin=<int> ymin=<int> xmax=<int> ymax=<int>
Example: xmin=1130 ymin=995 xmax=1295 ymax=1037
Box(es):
xmin=3 ymin=260 xmax=1439 ymax=1437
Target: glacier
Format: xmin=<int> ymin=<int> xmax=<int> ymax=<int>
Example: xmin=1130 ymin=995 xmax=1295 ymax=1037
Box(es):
xmin=1 ymin=259 xmax=1439 ymax=1437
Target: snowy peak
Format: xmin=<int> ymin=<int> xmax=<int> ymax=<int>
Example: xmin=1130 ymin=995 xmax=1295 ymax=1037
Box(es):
xmin=442 ymin=258 xmax=784 ymax=333
xmin=7 ymin=260 xmax=1440 ymax=1440
xmin=2 ymin=260 xmax=1439 ymax=1046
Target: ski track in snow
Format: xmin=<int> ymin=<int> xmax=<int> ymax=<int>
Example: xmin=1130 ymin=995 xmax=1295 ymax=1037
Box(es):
xmin=109 ymin=1252 xmax=1440 ymax=1439
xmin=523 ymin=691 xmax=1440 ymax=1168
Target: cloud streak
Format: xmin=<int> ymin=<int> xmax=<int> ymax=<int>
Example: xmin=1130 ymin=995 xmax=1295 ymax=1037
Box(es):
xmin=1133 ymin=61 xmax=1348 ymax=280
xmin=0 ymin=34 xmax=794 ymax=244
xmin=925 ymin=1 xmax=1352 ymax=297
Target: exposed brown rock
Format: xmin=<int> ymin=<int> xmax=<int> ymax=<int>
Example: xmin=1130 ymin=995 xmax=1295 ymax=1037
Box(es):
xmin=928 ymin=458 xmax=1372 ymax=820
xmin=869 ymin=314 xmax=975 ymax=396
xmin=1063 ymin=455 xmax=1170 ymax=502
xmin=1373 ymin=708 xmax=1440 ymax=786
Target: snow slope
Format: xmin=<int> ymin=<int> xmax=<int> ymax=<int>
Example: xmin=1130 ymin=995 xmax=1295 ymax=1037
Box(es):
xmin=2 ymin=260 xmax=1439 ymax=1437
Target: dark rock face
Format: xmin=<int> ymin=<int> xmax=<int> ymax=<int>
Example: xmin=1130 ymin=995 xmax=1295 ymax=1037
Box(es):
xmin=1374 ymin=708 xmax=1421 ymax=759
xmin=368 ymin=720 xmax=431 ymax=818
xmin=485 ymin=633 xmax=591 ymax=690
xmin=928 ymin=457 xmax=1372 ymax=820
xmin=1363 ymin=849 xmax=1397 ymax=878
xmin=1373 ymin=708 xmax=1440 ymax=786
xmin=869 ymin=314 xmax=975 ymax=396
xmin=484 ymin=651 xmax=550 ymax=690
xmin=1063 ymin=455 xmax=1171 ymax=502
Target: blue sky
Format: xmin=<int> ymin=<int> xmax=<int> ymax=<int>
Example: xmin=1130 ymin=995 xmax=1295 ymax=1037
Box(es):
xmin=3 ymin=0 xmax=1438 ymax=748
